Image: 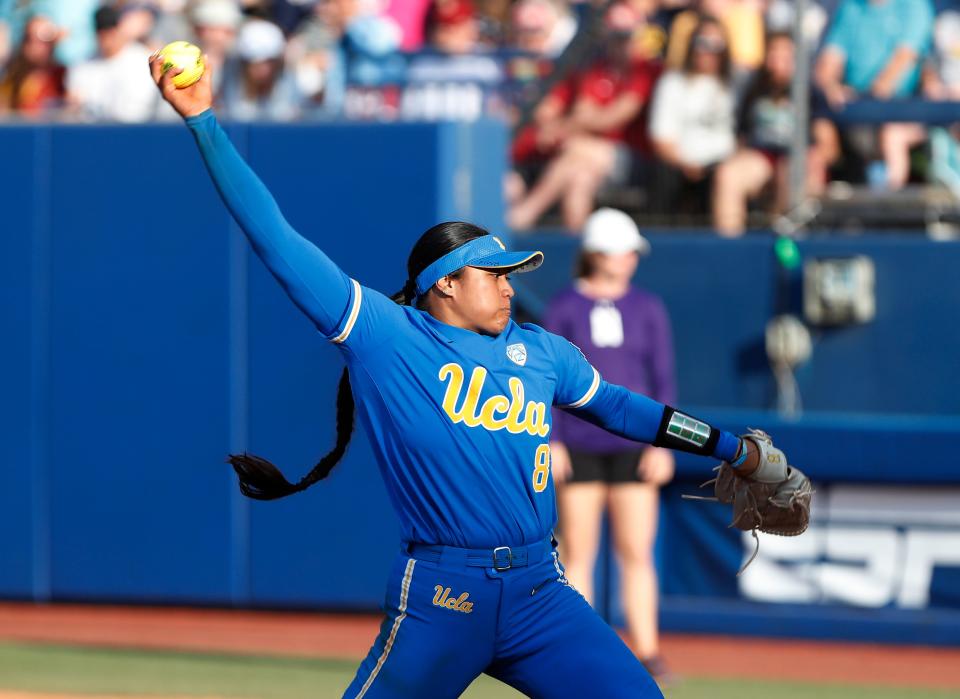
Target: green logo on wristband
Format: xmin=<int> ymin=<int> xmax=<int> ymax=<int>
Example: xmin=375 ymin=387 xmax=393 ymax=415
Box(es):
xmin=668 ymin=413 xmax=710 ymax=447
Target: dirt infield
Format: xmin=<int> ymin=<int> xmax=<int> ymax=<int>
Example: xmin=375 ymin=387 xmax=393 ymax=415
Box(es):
xmin=1 ymin=603 xmax=958 ymax=690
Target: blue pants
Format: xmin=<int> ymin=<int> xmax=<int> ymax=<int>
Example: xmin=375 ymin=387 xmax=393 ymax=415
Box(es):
xmin=343 ymin=541 xmax=663 ymax=698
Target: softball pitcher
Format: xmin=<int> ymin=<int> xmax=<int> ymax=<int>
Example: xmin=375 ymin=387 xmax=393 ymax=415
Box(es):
xmin=149 ymin=55 xmax=811 ymax=699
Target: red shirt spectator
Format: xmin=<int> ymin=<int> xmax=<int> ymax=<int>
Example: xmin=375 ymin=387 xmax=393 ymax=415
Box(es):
xmin=508 ymin=2 xmax=662 ymax=231
xmin=513 ymin=56 xmax=660 ymax=163
xmin=561 ymin=58 xmax=661 ymax=147
xmin=511 ymin=77 xmax=574 ymax=163
xmin=0 ymin=16 xmax=67 ymax=117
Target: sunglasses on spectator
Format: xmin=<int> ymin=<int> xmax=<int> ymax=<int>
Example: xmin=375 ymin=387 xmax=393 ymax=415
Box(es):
xmin=693 ymin=35 xmax=725 ymax=53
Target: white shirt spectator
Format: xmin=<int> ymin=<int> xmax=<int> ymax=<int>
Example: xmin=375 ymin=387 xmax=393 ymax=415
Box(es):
xmin=649 ymin=70 xmax=735 ymax=167
xmin=67 ymin=41 xmax=159 ymax=122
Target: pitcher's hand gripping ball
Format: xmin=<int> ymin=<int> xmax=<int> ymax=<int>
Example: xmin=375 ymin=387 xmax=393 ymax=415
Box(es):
xmin=158 ymin=41 xmax=205 ymax=89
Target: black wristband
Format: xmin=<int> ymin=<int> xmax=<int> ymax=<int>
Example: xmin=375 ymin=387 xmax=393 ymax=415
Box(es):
xmin=653 ymin=406 xmax=720 ymax=457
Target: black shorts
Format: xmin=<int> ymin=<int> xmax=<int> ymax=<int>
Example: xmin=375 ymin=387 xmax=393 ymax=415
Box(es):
xmin=568 ymin=449 xmax=646 ymax=484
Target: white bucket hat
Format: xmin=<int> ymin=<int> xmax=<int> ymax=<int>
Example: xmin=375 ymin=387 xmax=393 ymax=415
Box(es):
xmin=582 ymin=208 xmax=650 ymax=256
xmin=237 ymin=19 xmax=286 ymax=62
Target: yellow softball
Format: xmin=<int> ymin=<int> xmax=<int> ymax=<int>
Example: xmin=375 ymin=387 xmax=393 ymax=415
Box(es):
xmin=158 ymin=41 xmax=205 ymax=89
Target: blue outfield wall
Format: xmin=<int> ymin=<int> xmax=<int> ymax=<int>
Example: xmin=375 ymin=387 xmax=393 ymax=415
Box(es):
xmin=0 ymin=120 xmax=505 ymax=608
xmin=2 ymin=121 xmax=959 ymax=644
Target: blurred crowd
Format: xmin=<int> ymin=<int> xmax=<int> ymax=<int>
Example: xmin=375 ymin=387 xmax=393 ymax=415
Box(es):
xmin=0 ymin=0 xmax=584 ymax=123
xmin=507 ymin=0 xmax=960 ymax=234
xmin=2 ymin=0 xmax=960 ymax=233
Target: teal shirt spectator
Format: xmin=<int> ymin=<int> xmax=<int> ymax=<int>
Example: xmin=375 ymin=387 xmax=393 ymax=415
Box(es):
xmin=0 ymin=0 xmax=100 ymax=66
xmin=824 ymin=0 xmax=934 ymax=96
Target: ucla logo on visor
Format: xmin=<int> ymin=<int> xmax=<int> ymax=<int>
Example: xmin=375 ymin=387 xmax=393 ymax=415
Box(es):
xmin=506 ymin=343 xmax=527 ymax=366
xmin=414 ymin=235 xmax=544 ymax=298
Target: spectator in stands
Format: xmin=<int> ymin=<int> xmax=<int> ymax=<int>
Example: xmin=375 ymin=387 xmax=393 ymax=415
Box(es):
xmin=0 ymin=16 xmax=10 ymax=72
xmin=151 ymin=0 xmax=193 ymax=46
xmin=765 ymin=0 xmax=829 ymax=56
xmin=0 ymin=15 xmax=66 ymax=117
xmin=426 ymin=0 xmax=482 ymax=54
xmin=648 ymin=15 xmax=735 ymax=219
xmin=116 ymin=1 xmax=162 ymax=52
xmin=510 ymin=0 xmax=576 ymax=58
xmin=924 ymin=5 xmax=960 ymax=100
xmin=66 ymin=5 xmax=161 ymax=122
xmin=400 ymin=0 xmax=501 ymax=119
xmin=544 ymin=208 xmax=676 ymax=682
xmin=503 ymin=0 xmax=577 ymax=164
xmin=626 ymin=0 xmax=675 ymax=63
xmin=303 ymin=0 xmax=402 ymax=115
xmin=0 ymin=0 xmax=103 ymax=68
xmin=814 ymin=0 xmax=935 ymax=190
xmin=922 ymin=3 xmax=960 ymax=193
xmin=189 ymin=0 xmax=243 ymax=98
xmin=507 ymin=3 xmax=661 ymax=231
xmin=665 ymin=0 xmax=765 ymax=80
xmin=287 ymin=4 xmax=337 ymax=110
xmin=506 ymin=54 xmax=575 ymax=207
xmin=384 ymin=0 xmax=434 ymax=50
xmin=219 ymin=18 xmax=305 ymax=120
xmin=713 ymin=31 xmax=840 ymax=236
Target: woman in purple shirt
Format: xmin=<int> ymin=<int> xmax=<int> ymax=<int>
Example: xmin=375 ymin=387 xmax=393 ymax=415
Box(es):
xmin=543 ymin=208 xmax=676 ymax=679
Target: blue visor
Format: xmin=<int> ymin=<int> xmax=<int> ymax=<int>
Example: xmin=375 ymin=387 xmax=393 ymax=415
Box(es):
xmin=414 ymin=235 xmax=543 ymax=297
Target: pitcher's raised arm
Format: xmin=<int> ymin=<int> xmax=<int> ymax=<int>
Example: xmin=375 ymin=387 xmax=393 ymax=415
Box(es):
xmin=149 ymin=53 xmax=352 ymax=335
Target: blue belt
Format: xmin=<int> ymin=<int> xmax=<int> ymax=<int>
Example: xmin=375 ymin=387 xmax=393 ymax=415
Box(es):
xmin=406 ymin=538 xmax=553 ymax=571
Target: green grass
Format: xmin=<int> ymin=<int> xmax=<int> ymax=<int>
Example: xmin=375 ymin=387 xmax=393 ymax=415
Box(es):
xmin=0 ymin=644 xmax=520 ymax=699
xmin=0 ymin=643 xmax=954 ymax=699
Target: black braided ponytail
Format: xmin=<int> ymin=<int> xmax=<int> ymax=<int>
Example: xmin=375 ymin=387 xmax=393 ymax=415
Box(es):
xmin=228 ymin=369 xmax=355 ymax=500
xmin=229 ymin=221 xmax=489 ymax=500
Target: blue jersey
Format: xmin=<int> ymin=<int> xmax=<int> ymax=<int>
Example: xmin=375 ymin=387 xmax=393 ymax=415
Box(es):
xmin=333 ymin=282 xmax=600 ymax=546
xmin=186 ymin=110 xmax=741 ymax=549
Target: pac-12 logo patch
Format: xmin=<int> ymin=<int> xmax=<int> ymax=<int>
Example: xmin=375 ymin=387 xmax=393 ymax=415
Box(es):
xmin=506 ymin=343 xmax=527 ymax=366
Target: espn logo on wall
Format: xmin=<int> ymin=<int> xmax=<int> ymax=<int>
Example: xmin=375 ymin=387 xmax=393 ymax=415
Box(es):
xmin=738 ymin=486 xmax=960 ymax=609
